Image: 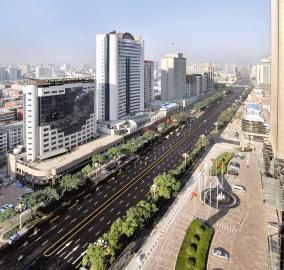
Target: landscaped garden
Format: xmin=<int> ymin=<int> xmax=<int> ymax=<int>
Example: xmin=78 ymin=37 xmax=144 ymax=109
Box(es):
xmin=211 ymin=152 xmax=234 ymax=176
xmin=175 ymin=219 xmax=213 ymax=270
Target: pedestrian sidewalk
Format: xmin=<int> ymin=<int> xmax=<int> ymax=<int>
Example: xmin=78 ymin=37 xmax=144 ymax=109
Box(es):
xmin=126 ymin=142 xmax=236 ymax=270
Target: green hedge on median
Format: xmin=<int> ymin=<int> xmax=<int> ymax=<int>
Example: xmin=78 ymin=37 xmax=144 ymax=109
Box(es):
xmin=175 ymin=219 xmax=213 ymax=270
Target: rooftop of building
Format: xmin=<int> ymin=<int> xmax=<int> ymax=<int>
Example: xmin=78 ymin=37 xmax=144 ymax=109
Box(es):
xmin=243 ymin=113 xmax=264 ymax=123
xmin=26 ymin=77 xmax=94 ymax=87
xmin=29 ymin=133 xmax=123 ymax=172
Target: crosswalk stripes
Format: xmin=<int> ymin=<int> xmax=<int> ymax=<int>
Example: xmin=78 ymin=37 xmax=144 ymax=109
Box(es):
xmin=216 ymin=222 xmax=237 ymax=233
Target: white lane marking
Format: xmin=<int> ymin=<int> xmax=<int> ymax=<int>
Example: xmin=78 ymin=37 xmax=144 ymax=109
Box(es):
xmin=95 ymin=231 xmax=100 ymax=236
xmin=107 ymin=220 xmax=111 ymax=225
xmin=72 ymin=251 xmax=86 ymax=264
xmin=75 ymin=238 xmax=80 ymax=244
xmin=119 ymin=200 xmax=123 ymax=204
xmin=88 ymin=227 xmax=94 ymax=232
xmin=127 ymin=193 xmax=131 ymax=197
xmin=88 ymin=198 xmax=92 ymax=203
xmin=57 ymin=229 xmax=64 ymax=234
xmin=59 ymin=251 xmax=66 ymax=258
xmin=67 ymin=256 xmax=73 ymax=263
xmin=50 ymin=225 xmax=57 ymax=230
xmin=134 ymin=186 xmax=138 ymax=190
xmin=103 ymin=194 xmax=107 ymax=198
xmin=64 ymin=245 xmax=79 ymax=259
xmin=71 ymin=218 xmax=77 ymax=223
xmin=133 ymin=195 xmax=137 ymax=199
xmin=112 ymin=187 xmax=116 ymax=191
xmin=126 ymin=203 xmax=129 ymax=207
xmin=77 ymin=206 xmax=82 ymax=211
xmin=110 ymin=208 xmax=114 ymax=212
xmin=56 ymin=241 xmax=73 ymax=255
xmin=83 ymin=209 xmax=88 ymax=214
xmin=65 ymin=215 xmax=70 ymax=220
xmin=41 ymin=240 xmax=48 ymax=246
xmin=99 ymin=216 xmax=104 ymax=222
xmin=94 ymin=201 xmax=98 ymax=205
xmin=141 ymin=189 xmax=144 ymax=192
xmin=35 ymin=236 xmax=42 ymax=242
xmin=117 ymin=211 xmax=121 ymax=216
xmin=83 ymin=243 xmax=88 ymax=248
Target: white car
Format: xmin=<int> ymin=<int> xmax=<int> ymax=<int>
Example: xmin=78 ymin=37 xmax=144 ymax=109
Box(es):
xmin=232 ymin=185 xmax=246 ymax=193
xmin=25 ymin=188 xmax=34 ymax=194
xmin=268 ymin=222 xmax=283 ymax=231
xmin=3 ymin=204 xmax=14 ymax=209
xmin=0 ymin=208 xmax=5 ymax=213
xmin=213 ymin=248 xmax=229 ymax=260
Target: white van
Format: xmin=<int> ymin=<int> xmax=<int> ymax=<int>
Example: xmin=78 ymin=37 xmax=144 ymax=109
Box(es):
xmin=232 ymin=185 xmax=246 ymax=193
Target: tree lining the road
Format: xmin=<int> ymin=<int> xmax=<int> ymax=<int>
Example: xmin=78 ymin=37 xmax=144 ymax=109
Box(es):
xmin=83 ymin=135 xmax=210 ymax=269
xmin=83 ymin=199 xmax=159 ymax=269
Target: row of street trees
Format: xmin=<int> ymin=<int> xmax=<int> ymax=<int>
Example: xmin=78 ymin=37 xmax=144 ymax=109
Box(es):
xmin=82 ymin=135 xmax=209 ymax=270
xmin=217 ymin=103 xmax=239 ymax=130
xmin=193 ymin=91 xmax=225 ymax=111
xmin=82 ymin=172 xmax=181 ymax=270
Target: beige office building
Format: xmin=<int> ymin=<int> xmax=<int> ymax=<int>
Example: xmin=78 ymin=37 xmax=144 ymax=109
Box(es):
xmin=271 ymin=0 xmax=284 ymax=160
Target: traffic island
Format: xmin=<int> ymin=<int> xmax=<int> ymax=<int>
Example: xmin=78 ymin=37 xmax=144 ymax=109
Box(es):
xmin=175 ymin=219 xmax=213 ymax=270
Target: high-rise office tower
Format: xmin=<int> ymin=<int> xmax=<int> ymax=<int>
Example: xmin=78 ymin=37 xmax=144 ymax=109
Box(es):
xmin=96 ymin=31 xmax=144 ymax=121
xmin=24 ymin=78 xmax=96 ymax=162
xmin=144 ymin=60 xmax=154 ymax=107
xmin=271 ymin=0 xmax=284 ymax=160
xmin=187 ymin=63 xmax=214 ymax=92
xmin=256 ymin=58 xmax=271 ymax=86
xmin=161 ymin=53 xmax=186 ymax=101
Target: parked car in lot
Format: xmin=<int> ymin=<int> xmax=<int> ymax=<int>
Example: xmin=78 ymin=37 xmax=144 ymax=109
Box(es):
xmin=228 ymin=168 xmax=239 ymax=176
xmin=25 ymin=188 xmax=34 ymax=194
xmin=229 ymin=161 xmax=240 ymax=171
xmin=3 ymin=204 xmax=14 ymax=209
xmin=235 ymin=152 xmax=245 ymax=159
xmin=213 ymin=248 xmax=229 ymax=260
xmin=268 ymin=222 xmax=283 ymax=231
xmin=232 ymin=184 xmax=246 ymax=193
xmin=0 ymin=208 xmax=5 ymax=213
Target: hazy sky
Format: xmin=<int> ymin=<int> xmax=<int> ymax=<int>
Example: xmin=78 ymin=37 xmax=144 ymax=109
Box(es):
xmin=0 ymin=0 xmax=270 ymax=66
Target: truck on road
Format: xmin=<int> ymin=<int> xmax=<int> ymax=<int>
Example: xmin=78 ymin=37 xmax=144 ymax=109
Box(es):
xmin=8 ymin=227 xmax=28 ymax=244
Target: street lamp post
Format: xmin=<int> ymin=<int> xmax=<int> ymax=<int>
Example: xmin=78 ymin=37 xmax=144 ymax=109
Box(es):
xmin=19 ymin=212 xmax=22 ymax=230
xmin=214 ymin=122 xmax=218 ymax=132
xmin=182 ymin=153 xmax=188 ymax=166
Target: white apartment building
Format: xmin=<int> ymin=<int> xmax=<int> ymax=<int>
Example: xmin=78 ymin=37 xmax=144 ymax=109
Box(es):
xmin=96 ymin=31 xmax=144 ymax=121
xmin=24 ymin=78 xmax=96 ymax=162
xmin=225 ymin=64 xmax=236 ymax=75
xmin=144 ymin=60 xmax=154 ymax=107
xmin=0 ymin=122 xmax=23 ymax=155
xmin=256 ymin=58 xmax=271 ymax=85
xmin=161 ymin=53 xmax=186 ymax=101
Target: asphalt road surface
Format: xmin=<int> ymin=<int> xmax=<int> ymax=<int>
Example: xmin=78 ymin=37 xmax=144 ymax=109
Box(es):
xmin=0 ymin=88 xmax=242 ymax=270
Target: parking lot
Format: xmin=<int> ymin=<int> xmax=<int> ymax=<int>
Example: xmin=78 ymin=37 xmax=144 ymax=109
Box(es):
xmin=207 ymin=151 xmax=268 ymax=270
xmin=0 ymin=183 xmax=26 ymax=213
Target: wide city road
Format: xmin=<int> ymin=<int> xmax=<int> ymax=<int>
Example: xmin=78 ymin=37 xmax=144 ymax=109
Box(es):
xmin=0 ymin=88 xmax=242 ymax=270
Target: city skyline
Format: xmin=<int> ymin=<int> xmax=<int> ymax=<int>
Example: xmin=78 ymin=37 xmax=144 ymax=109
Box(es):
xmin=0 ymin=0 xmax=270 ymax=65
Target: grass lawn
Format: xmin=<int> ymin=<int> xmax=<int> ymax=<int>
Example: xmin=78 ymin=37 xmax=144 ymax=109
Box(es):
xmin=211 ymin=152 xmax=234 ymax=176
xmin=175 ymin=219 xmax=214 ymax=270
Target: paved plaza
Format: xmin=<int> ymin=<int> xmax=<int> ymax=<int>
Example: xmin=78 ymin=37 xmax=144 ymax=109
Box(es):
xmin=126 ymin=143 xmax=268 ymax=270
